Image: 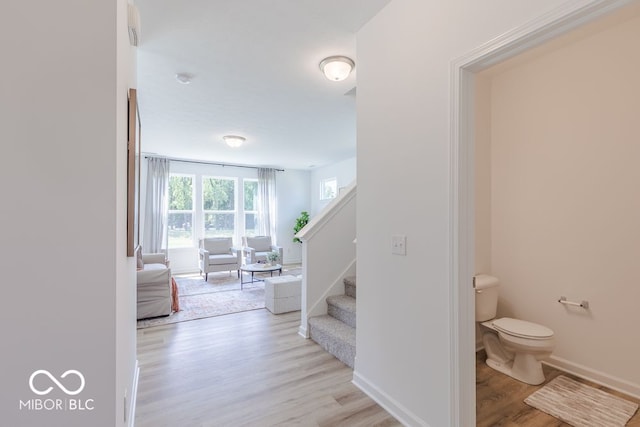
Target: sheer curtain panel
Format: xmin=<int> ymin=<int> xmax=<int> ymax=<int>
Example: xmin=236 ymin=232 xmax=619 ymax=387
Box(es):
xmin=257 ymin=168 xmax=277 ymax=243
xmin=143 ymin=157 xmax=170 ymax=253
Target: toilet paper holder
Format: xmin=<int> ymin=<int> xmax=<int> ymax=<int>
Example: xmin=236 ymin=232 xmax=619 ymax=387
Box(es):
xmin=558 ymin=296 xmax=589 ymax=309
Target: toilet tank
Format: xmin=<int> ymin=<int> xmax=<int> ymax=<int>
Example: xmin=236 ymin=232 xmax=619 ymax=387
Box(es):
xmin=474 ymin=274 xmax=499 ymax=322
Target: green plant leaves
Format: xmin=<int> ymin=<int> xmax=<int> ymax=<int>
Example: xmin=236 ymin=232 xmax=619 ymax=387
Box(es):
xmin=293 ymin=211 xmax=309 ymax=243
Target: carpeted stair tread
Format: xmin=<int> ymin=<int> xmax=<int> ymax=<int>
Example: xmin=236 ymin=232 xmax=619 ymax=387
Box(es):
xmin=326 ymin=295 xmax=356 ymax=328
xmin=343 ymin=276 xmax=356 ymax=287
xmin=344 ymin=276 xmax=356 ymax=298
xmin=327 ymin=294 xmax=356 ymax=312
xmin=309 ymin=315 xmax=356 ymax=345
xmin=308 ymin=315 xmax=356 ymax=368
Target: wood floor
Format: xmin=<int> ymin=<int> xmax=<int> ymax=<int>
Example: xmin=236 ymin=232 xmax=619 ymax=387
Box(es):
xmin=137 ymin=309 xmax=640 ymax=426
xmin=476 ymin=350 xmax=640 ymax=426
xmin=135 ymin=309 xmax=401 ymax=427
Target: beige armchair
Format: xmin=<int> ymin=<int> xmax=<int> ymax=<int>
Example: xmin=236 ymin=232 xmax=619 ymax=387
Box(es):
xmin=199 ymin=237 xmax=242 ymax=280
xmin=136 ymin=248 xmax=172 ymax=320
xmin=242 ymin=236 xmax=283 ymax=265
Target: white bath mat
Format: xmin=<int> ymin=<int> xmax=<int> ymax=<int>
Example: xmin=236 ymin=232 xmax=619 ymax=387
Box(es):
xmin=524 ymin=375 xmax=638 ymax=426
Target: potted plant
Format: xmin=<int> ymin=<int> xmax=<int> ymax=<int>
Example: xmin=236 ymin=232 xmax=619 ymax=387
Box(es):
xmin=266 ymin=251 xmax=280 ymax=266
xmin=293 ymin=211 xmax=309 ymax=243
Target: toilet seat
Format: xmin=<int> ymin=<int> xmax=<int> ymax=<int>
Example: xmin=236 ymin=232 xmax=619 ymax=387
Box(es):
xmin=493 ymin=317 xmax=554 ymax=340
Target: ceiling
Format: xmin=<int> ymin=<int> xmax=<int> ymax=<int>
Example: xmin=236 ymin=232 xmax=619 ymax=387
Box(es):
xmin=135 ymin=0 xmax=391 ymax=170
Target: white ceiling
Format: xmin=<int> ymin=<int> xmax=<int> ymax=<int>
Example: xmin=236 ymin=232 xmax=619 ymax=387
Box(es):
xmin=135 ymin=0 xmax=391 ymax=170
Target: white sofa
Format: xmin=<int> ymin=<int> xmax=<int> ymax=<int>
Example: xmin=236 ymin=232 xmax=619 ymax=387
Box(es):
xmin=136 ymin=249 xmax=172 ymax=320
xmin=242 ymin=236 xmax=283 ymax=265
xmin=199 ymin=237 xmax=242 ymax=281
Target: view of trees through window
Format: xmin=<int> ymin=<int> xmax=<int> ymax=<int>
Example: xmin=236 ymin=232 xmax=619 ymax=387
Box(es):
xmin=203 ymin=177 xmax=236 ymax=238
xmin=168 ymin=175 xmax=194 ymax=248
xmin=167 ymin=174 xmax=260 ymax=248
xmin=244 ymin=180 xmax=258 ymax=237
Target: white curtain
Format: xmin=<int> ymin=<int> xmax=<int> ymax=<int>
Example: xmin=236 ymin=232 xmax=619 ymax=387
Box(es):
xmin=143 ymin=157 xmax=170 ymax=253
xmin=257 ymin=168 xmax=277 ymax=243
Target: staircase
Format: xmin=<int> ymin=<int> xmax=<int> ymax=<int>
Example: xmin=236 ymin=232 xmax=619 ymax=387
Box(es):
xmin=308 ymin=276 xmax=357 ymax=368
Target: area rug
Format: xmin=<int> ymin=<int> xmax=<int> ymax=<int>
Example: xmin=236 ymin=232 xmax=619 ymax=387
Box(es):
xmin=524 ymin=375 xmax=638 ymax=427
xmin=137 ymin=265 xmax=302 ymax=329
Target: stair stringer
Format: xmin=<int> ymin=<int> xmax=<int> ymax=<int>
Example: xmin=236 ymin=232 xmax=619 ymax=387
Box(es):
xmin=298 ymin=259 xmax=356 ymax=338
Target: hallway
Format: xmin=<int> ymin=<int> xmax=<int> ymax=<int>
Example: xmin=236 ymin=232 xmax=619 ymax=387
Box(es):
xmin=136 ymin=309 xmax=400 ymax=426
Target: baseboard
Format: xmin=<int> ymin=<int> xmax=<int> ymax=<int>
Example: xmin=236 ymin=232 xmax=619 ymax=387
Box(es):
xmin=352 ymin=370 xmax=430 ymax=427
xmin=172 ymin=268 xmax=200 ymax=275
xmin=544 ymin=355 xmax=640 ymax=400
xmin=128 ymin=360 xmax=140 ymax=427
xmin=476 ymin=348 xmax=640 ymax=400
xmin=298 ymin=324 xmax=308 ymax=338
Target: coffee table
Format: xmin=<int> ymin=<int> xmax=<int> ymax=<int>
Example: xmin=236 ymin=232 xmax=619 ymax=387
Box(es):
xmin=240 ymin=263 xmax=282 ymax=289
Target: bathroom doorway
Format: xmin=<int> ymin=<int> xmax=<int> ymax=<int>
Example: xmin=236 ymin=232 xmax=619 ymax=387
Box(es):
xmin=451 ymin=1 xmax=640 ymax=424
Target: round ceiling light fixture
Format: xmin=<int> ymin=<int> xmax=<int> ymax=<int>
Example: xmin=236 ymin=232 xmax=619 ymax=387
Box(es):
xmin=223 ymin=135 xmax=246 ymax=148
xmin=319 ymin=56 xmax=355 ymax=81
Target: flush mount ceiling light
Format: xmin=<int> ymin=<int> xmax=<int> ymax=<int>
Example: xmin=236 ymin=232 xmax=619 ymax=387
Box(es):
xmin=175 ymin=73 xmax=192 ymax=84
xmin=319 ymin=56 xmax=355 ymax=81
xmin=223 ymin=135 xmax=246 ymax=148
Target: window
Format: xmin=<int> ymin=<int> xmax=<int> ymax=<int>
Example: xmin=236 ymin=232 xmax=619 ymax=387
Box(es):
xmin=202 ymin=177 xmax=236 ymax=238
xmin=320 ymin=177 xmax=337 ymax=200
xmin=244 ymin=179 xmax=258 ymax=237
xmin=166 ymin=170 xmax=270 ymax=249
xmin=168 ymin=174 xmax=195 ymax=248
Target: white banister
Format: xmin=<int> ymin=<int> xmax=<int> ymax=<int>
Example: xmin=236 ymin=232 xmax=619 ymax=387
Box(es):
xmin=296 ymin=181 xmax=356 ymax=241
xmin=297 ymin=181 xmax=356 ymax=338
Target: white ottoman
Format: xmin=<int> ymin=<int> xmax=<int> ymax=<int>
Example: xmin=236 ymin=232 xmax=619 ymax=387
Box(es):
xmin=264 ymin=275 xmax=301 ymax=314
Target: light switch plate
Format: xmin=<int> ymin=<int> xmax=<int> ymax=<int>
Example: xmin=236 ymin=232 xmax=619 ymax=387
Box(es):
xmin=392 ymin=235 xmax=406 ymax=255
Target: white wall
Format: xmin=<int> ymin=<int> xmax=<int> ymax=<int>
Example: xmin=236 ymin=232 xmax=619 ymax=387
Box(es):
xmin=475 ymin=75 xmax=492 ymax=276
xmin=355 ymin=1 xmax=581 ymax=425
xmin=117 ymin=0 xmax=139 ymax=425
xmin=277 ymin=169 xmax=311 ymax=263
xmin=147 ymin=161 xmax=310 ymax=272
xmin=1 ymin=0 xmax=136 ymax=425
xmin=474 ymin=75 xmax=493 ymax=349
xmin=310 ymin=156 xmax=356 ymax=216
xmin=479 ymin=13 xmax=640 ymax=395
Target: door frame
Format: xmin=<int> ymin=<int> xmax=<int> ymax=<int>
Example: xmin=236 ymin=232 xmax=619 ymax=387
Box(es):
xmin=449 ymin=0 xmax=634 ymax=425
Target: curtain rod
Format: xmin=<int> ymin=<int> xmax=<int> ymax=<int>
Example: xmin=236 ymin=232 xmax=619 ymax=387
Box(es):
xmin=144 ymin=155 xmax=284 ymax=172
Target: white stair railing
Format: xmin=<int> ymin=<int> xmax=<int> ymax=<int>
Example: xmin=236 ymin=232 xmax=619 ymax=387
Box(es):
xmin=296 ymin=181 xmax=356 ymax=338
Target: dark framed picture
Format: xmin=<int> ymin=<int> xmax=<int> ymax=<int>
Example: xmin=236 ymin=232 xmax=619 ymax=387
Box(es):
xmin=127 ymin=88 xmax=141 ymax=256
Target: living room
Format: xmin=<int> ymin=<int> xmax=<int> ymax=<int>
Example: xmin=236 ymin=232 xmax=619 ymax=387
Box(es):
xmin=134 ymin=155 xmax=357 ymax=329
xmin=147 ymin=156 xmax=357 ymax=274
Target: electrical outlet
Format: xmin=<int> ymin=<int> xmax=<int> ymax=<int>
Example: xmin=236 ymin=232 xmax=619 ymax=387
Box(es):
xmin=392 ymin=235 xmax=406 ymax=255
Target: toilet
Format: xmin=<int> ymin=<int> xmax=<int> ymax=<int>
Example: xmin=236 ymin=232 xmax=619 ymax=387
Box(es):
xmin=475 ymin=274 xmax=555 ymax=385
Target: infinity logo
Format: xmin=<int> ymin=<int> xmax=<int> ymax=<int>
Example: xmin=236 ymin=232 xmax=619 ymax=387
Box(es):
xmin=29 ymin=370 xmax=85 ymax=396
